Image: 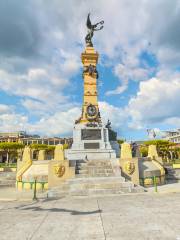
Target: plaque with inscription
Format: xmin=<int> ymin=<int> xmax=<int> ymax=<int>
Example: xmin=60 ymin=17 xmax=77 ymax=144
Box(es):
xmin=84 ymin=143 xmax=100 ymax=149
xmin=81 ymin=129 xmax=101 ymax=140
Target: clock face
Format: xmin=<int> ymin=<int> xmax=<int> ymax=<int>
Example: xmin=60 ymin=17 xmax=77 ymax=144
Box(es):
xmin=87 ymin=104 xmax=97 ymax=117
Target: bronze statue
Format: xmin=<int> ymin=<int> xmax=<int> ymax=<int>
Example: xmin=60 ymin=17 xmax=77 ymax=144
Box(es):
xmin=83 ymin=64 xmax=99 ymax=78
xmin=85 ymin=13 xmax=104 ymax=46
xmin=106 ymin=119 xmax=111 ymax=129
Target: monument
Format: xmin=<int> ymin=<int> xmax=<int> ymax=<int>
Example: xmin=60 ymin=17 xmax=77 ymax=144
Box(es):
xmin=16 ymin=15 xmax=144 ymax=195
xmin=66 ymin=14 xmax=118 ymax=162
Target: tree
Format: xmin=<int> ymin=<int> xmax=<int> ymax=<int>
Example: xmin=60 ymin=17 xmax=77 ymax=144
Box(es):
xmin=30 ymin=144 xmax=56 ymax=160
xmin=0 ymin=142 xmax=24 ymax=164
xmin=140 ymin=146 xmax=148 ymax=157
xmin=30 ymin=144 xmax=54 ymax=151
xmin=143 ymin=139 xmax=178 ymax=162
xmin=117 ymin=139 xmax=125 ymax=145
xmin=63 ymin=143 xmax=69 ymax=149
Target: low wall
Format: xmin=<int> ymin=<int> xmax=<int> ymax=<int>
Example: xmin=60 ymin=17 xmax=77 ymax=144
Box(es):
xmin=16 ymin=181 xmax=48 ymax=191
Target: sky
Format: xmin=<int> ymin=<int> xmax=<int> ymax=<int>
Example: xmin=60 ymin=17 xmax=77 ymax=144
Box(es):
xmin=0 ymin=0 xmax=180 ymax=140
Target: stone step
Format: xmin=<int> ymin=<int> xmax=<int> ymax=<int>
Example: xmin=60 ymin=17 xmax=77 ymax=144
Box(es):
xmin=76 ymin=160 xmax=112 ymax=165
xmin=0 ymin=172 xmax=16 ymax=187
xmin=87 ymin=162 xmax=112 ymax=166
xmin=75 ymin=169 xmax=88 ymax=174
xmin=76 ymin=169 xmax=113 ymax=174
xmin=76 ymin=165 xmax=113 ymax=170
xmin=76 ymin=160 xmax=88 ymax=164
xmin=0 ymin=179 xmax=15 ymax=183
xmin=48 ymin=185 xmax=143 ymax=198
xmin=76 ymin=173 xmax=114 ymax=178
xmin=70 ymin=182 xmax=133 ymax=190
xmin=68 ymin=176 xmax=126 ymax=184
xmin=0 ymin=180 xmax=16 ymax=188
xmin=0 ymin=172 xmax=16 ymax=180
xmin=57 ymin=181 xmax=133 ymax=191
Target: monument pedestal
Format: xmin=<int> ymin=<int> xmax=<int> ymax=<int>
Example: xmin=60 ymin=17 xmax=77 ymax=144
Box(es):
xmin=66 ymin=123 xmax=116 ymax=162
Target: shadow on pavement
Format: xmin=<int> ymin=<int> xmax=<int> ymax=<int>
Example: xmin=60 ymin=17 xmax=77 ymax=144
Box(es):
xmin=15 ymin=205 xmax=102 ymax=215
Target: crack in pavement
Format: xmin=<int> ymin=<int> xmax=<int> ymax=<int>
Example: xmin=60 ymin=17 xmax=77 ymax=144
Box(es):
xmin=97 ymin=198 xmax=106 ymax=240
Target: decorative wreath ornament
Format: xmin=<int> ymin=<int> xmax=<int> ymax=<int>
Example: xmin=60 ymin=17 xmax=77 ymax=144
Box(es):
xmin=124 ymin=161 xmax=135 ymax=175
xmin=54 ymin=164 xmax=66 ymax=177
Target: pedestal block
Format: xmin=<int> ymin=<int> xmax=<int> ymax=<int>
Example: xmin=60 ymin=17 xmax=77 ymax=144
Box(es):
xmin=66 ymin=123 xmax=116 ymax=162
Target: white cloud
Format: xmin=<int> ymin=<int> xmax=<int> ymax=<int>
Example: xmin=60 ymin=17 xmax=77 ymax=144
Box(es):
xmin=164 ymin=117 xmax=180 ymax=128
xmin=0 ymin=0 xmax=180 ymax=136
xmin=106 ymin=62 xmax=150 ymax=95
xmin=127 ymin=74 xmax=180 ymax=129
xmin=0 ymin=68 xmax=68 ymax=105
xmin=0 ymin=101 xmax=127 ymax=136
xmin=106 ymin=85 xmax=128 ymax=96
xmin=0 ymin=113 xmax=28 ymax=133
xmin=99 ymin=101 xmax=127 ymax=129
xmin=27 ymin=107 xmax=81 ymax=136
xmin=0 ymin=104 xmax=80 ymax=136
xmin=0 ymin=104 xmax=12 ymax=114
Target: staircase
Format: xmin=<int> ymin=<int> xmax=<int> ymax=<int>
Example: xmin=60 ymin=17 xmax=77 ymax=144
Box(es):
xmin=75 ymin=159 xmax=114 ymax=177
xmin=165 ymin=166 xmax=180 ymax=183
xmin=0 ymin=171 xmax=16 ymax=188
xmin=48 ymin=159 xmax=144 ymax=198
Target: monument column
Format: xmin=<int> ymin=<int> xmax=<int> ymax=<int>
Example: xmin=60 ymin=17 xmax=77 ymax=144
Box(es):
xmin=76 ymin=46 xmax=101 ymax=124
xmin=66 ymin=14 xmax=118 ymax=161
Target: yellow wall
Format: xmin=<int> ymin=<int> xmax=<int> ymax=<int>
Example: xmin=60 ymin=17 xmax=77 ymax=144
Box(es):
xmin=173 ymin=163 xmax=180 ymax=169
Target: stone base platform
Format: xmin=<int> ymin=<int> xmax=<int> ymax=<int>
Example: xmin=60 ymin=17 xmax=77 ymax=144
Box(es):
xmin=48 ymin=159 xmax=144 ymax=197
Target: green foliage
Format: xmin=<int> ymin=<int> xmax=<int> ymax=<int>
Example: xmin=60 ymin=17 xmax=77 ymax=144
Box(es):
xmin=30 ymin=144 xmax=56 ymax=155
xmin=144 ymin=140 xmax=170 ymax=146
xmin=0 ymin=163 xmax=17 ymax=168
xmin=0 ymin=142 xmax=24 ymax=164
xmin=143 ymin=139 xmax=180 ymax=162
xmin=117 ymin=139 xmax=125 ymax=145
xmin=47 ymin=145 xmax=56 ymax=151
xmin=63 ymin=143 xmax=69 ymax=149
xmin=30 ymin=144 xmax=49 ymax=150
xmin=0 ymin=142 xmax=24 ymax=150
xmin=140 ymin=146 xmax=148 ymax=157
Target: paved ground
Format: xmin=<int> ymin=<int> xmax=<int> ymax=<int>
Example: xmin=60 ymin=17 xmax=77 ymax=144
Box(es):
xmin=148 ymin=181 xmax=180 ymax=194
xmin=0 ymin=181 xmax=180 ymax=201
xmin=0 ymin=193 xmax=180 ymax=240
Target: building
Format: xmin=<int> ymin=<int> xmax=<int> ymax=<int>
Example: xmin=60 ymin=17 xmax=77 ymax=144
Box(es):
xmin=0 ymin=131 xmax=72 ymax=146
xmin=163 ymin=129 xmax=180 ymax=144
xmin=0 ymin=132 xmax=72 ymax=163
xmin=0 ymin=131 xmax=27 ymax=143
xmin=19 ymin=137 xmax=72 ymax=146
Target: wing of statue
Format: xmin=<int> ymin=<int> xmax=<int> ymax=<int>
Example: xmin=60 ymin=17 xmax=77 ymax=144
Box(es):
xmin=86 ymin=13 xmax=92 ymax=29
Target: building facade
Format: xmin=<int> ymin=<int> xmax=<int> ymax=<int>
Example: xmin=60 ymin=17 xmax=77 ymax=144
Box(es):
xmin=163 ymin=129 xmax=180 ymax=144
xmin=0 ymin=131 xmax=72 ymax=145
xmin=0 ymin=131 xmax=72 ymax=163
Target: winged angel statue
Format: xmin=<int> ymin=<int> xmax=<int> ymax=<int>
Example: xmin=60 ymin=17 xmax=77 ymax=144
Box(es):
xmin=85 ymin=13 xmax=104 ymax=46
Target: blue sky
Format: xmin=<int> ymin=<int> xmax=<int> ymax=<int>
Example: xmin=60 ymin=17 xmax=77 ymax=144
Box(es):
xmin=0 ymin=0 xmax=180 ymax=140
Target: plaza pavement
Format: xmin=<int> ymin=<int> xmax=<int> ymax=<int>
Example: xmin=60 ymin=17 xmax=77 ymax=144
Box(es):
xmin=0 ymin=192 xmax=180 ymax=240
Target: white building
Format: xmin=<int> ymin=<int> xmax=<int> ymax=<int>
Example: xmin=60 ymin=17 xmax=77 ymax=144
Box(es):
xmin=163 ymin=129 xmax=180 ymax=143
